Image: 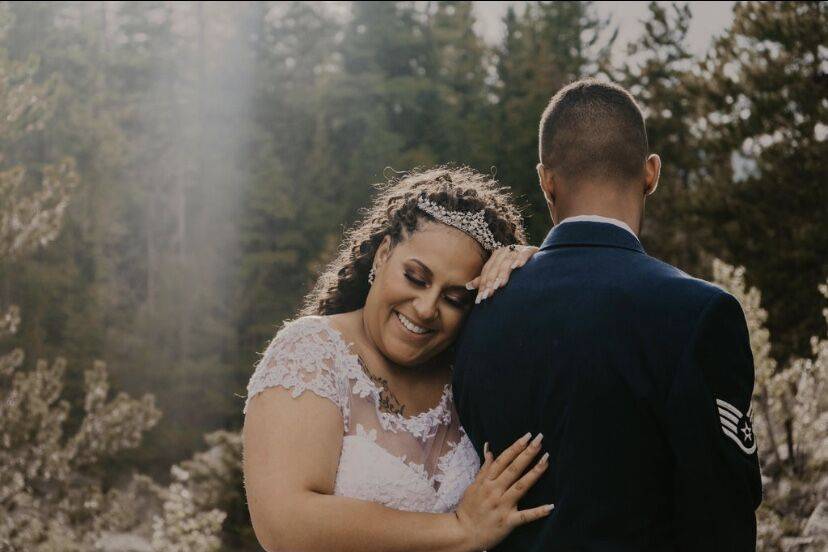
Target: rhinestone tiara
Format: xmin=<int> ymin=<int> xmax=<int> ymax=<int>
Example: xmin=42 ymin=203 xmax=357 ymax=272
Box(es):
xmin=416 ymin=195 xmax=502 ymax=251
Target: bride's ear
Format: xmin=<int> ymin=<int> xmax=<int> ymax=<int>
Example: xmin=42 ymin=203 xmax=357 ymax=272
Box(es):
xmin=373 ymin=235 xmax=393 ymax=271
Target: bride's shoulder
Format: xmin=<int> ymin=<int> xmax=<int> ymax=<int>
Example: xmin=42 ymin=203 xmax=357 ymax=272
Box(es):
xmin=267 ymin=315 xmax=344 ymax=352
xmin=244 ymin=315 xmax=349 ymax=415
xmin=275 ymin=314 xmax=332 ymax=336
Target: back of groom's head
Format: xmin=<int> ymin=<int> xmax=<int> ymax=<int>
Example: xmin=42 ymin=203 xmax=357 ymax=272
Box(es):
xmin=539 ymin=79 xmax=648 ymax=188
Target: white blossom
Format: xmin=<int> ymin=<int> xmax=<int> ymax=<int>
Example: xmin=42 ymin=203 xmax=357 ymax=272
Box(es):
xmin=714 ymin=260 xmax=827 ymax=549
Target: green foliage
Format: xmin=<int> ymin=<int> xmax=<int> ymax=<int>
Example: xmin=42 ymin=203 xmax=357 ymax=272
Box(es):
xmin=0 ymin=1 xmax=825 ymax=549
xmin=694 ymin=1 xmax=828 ymax=362
xmin=493 ymin=1 xmax=615 ymax=240
xmin=0 ymin=14 xmax=232 ymax=545
xmin=616 ymin=2 xmax=703 ymax=270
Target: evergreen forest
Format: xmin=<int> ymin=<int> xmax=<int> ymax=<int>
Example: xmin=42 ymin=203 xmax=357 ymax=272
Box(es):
xmin=1 ymin=2 xmax=826 ymax=550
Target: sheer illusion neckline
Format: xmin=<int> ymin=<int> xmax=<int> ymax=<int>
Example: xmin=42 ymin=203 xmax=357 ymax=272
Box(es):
xmin=312 ymin=315 xmax=453 ymax=430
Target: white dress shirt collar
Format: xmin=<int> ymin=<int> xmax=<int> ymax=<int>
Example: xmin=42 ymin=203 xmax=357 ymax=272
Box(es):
xmin=558 ymin=215 xmax=637 ymax=238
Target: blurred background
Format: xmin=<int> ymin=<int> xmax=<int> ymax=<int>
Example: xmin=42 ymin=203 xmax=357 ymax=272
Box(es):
xmin=1 ymin=1 xmax=825 ymax=550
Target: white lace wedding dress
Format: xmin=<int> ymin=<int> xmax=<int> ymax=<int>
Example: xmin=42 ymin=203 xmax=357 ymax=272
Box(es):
xmin=244 ymin=315 xmax=481 ymax=513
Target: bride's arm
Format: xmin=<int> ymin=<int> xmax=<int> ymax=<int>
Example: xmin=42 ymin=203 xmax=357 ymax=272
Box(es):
xmin=243 ymin=386 xmax=551 ymax=552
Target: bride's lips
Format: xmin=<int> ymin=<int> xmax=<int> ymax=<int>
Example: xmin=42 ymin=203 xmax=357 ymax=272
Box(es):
xmin=393 ymin=310 xmax=434 ymax=340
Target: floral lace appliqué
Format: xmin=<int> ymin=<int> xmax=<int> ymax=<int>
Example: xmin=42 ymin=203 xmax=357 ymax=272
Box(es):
xmin=243 ymin=316 xmax=480 ymax=514
xmin=243 ymin=317 xmax=348 ymax=419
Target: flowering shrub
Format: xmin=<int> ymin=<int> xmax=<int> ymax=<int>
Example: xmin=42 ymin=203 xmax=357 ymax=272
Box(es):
xmin=0 ymin=352 xmax=162 ymax=549
xmin=150 ymin=431 xmax=240 ymax=552
xmin=713 ymin=260 xmax=828 ymax=551
xmin=0 ymin=187 xmax=230 ymax=552
xmin=0 ymin=41 xmax=230 ymax=551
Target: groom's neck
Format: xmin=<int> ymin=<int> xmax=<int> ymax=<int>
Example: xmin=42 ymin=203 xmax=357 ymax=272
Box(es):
xmin=553 ymin=188 xmax=643 ymax=235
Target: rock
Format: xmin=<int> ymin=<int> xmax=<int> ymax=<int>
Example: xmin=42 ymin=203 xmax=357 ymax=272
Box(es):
xmin=777 ymin=477 xmax=794 ymax=499
xmin=96 ymin=532 xmax=152 ymax=552
xmin=780 ymin=536 xmax=816 ymax=551
xmin=804 ymin=501 xmax=828 ymax=537
xmin=809 ymin=434 xmax=828 ymax=470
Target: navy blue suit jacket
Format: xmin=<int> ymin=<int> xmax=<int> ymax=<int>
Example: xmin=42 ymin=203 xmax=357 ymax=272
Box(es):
xmin=453 ymin=221 xmax=762 ymax=551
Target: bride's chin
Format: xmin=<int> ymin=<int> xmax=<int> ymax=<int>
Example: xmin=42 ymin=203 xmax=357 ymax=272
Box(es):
xmin=387 ymin=341 xmax=451 ymax=369
xmin=381 ymin=336 xmax=426 ymax=364
xmin=380 ymin=316 xmax=452 ymax=363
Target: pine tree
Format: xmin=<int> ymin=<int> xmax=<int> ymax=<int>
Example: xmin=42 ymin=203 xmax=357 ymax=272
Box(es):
xmin=239 ymin=1 xmax=344 ymax=362
xmin=616 ymin=2 xmax=703 ymax=272
xmin=0 ymin=21 xmax=162 ymax=546
xmin=425 ymin=1 xmax=494 ymax=168
xmin=0 ymin=1 xmax=120 ymax=377
xmin=695 ymin=1 xmax=828 ymax=362
xmin=493 ymin=1 xmax=615 ymax=242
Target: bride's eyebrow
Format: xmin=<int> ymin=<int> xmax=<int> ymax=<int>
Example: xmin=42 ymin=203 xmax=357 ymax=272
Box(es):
xmin=407 ymin=258 xmax=433 ymax=277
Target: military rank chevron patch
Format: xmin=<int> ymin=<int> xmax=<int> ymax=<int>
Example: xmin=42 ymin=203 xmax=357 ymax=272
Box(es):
xmin=716 ymin=398 xmax=757 ymax=455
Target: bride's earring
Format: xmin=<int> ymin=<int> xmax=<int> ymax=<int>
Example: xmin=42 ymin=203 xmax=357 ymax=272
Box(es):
xmin=368 ymin=266 xmax=376 ymax=286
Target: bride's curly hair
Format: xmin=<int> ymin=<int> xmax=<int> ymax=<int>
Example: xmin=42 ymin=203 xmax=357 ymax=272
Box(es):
xmin=300 ymin=166 xmax=528 ymax=316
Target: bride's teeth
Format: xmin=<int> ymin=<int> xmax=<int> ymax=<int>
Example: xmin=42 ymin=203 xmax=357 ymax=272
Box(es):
xmin=397 ymin=312 xmax=429 ymax=334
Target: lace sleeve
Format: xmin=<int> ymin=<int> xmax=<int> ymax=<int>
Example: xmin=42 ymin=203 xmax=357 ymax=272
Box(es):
xmin=243 ymin=317 xmax=346 ymax=417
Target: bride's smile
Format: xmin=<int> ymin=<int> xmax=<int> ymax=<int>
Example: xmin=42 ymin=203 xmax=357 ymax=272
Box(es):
xmin=394 ymin=310 xmax=432 ymax=335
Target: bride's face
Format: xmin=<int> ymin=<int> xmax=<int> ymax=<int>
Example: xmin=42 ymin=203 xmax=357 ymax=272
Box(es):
xmin=364 ymin=221 xmax=485 ymax=367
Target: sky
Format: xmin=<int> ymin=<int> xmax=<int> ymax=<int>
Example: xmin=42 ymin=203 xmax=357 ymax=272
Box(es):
xmin=472 ymin=1 xmax=736 ymax=57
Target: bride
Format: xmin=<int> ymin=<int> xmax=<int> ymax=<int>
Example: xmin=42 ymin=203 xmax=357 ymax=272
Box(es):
xmin=243 ymin=167 xmax=548 ymax=551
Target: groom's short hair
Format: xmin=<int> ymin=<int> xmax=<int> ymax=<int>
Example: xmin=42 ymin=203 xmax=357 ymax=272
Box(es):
xmin=539 ymin=79 xmax=648 ymax=186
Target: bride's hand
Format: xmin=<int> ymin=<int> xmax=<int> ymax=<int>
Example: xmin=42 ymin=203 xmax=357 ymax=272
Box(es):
xmin=453 ymin=433 xmax=553 ymax=552
xmin=466 ymin=245 xmax=539 ymax=304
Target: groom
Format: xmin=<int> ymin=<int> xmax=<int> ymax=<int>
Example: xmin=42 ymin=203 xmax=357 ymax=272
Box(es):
xmin=453 ymin=79 xmax=762 ymax=551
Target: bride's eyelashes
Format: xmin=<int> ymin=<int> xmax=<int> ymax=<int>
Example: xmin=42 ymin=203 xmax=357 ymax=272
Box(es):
xmin=403 ymin=271 xmax=427 ymax=288
xmin=403 ymin=271 xmax=468 ymax=309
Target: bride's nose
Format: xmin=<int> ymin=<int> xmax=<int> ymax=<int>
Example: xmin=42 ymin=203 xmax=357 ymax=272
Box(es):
xmin=412 ymin=291 xmax=439 ymax=323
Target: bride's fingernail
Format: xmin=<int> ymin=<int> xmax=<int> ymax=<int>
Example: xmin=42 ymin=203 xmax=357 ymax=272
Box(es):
xmin=540 ymin=452 xmax=549 ymax=465
xmin=511 ymin=261 xmax=518 ymax=269
xmin=520 ymin=432 xmax=532 ymax=445
xmin=465 ymin=281 xmax=475 ymax=290
xmin=545 ymin=504 xmax=555 ymax=513
xmin=531 ymin=433 xmax=544 ymax=447
xmin=484 ymin=442 xmax=489 ymax=455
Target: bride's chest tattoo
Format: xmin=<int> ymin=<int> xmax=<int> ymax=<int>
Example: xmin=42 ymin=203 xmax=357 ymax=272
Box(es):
xmin=357 ymin=356 xmax=407 ymax=416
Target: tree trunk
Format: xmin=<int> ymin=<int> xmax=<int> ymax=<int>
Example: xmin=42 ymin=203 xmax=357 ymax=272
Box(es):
xmin=759 ymin=385 xmax=783 ymax=472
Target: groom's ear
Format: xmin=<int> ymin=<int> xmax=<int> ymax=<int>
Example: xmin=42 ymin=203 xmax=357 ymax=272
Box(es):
xmin=644 ymin=154 xmax=661 ymax=196
xmin=537 ymin=163 xmax=555 ymax=202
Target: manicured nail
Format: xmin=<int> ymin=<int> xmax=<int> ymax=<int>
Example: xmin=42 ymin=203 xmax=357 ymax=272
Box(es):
xmin=484 ymin=442 xmax=489 ymax=455
xmin=481 ymin=289 xmax=489 ymax=301
xmin=531 ymin=433 xmax=544 ymax=447
xmin=520 ymin=432 xmax=532 ymax=445
xmin=494 ymin=278 xmax=503 ymax=289
xmin=465 ymin=281 xmax=475 ymax=290
xmin=540 ymin=452 xmax=549 ymax=464
xmin=545 ymin=504 xmax=555 ymax=513
xmin=475 ymin=293 xmax=482 ymax=304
